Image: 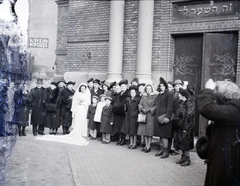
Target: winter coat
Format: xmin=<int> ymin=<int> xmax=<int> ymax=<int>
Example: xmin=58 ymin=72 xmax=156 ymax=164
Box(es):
xmin=112 ymin=90 xmax=129 ymax=134
xmin=100 ymin=104 xmax=114 ymax=134
xmin=176 ymin=98 xmax=195 ymax=150
xmin=154 ymin=89 xmax=174 ymax=138
xmin=29 ymin=87 xmax=46 ymax=125
xmin=137 ymin=92 xmax=158 ymax=136
xmin=121 ymin=96 xmax=141 ymax=135
xmin=90 ymin=88 xmax=104 ymax=99
xmin=14 ymin=89 xmax=30 ymax=126
xmin=87 ymin=104 xmax=97 ymax=130
xmin=197 ymin=89 xmax=240 ymax=186
xmin=44 ymin=87 xmax=59 ymax=128
xmin=58 ymin=88 xmax=75 ymax=127
xmin=56 ymin=87 xmax=66 ymax=126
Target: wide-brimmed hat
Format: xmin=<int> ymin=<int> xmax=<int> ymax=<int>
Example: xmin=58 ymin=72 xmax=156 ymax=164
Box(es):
xmin=36 ymin=79 xmax=43 ymax=84
xmin=173 ymin=79 xmax=183 ymax=86
xmin=50 ymin=82 xmax=58 ymax=87
xmin=57 ymin=79 xmax=66 ymax=85
xmin=87 ymin=78 xmax=94 ymax=83
xmin=159 ymin=77 xmax=168 ymax=89
xmin=168 ymin=81 xmax=174 ymax=86
xmin=119 ymin=79 xmax=128 ymax=86
xmin=66 ymin=81 xmax=75 ymax=85
xmin=93 ymin=79 xmax=101 ymax=85
xmin=128 ymin=85 xmax=138 ymax=91
xmin=138 ymin=83 xmax=146 ymax=87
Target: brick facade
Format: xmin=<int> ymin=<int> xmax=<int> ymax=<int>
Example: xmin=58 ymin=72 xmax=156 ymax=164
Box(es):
xmin=55 ymin=0 xmax=240 ymax=85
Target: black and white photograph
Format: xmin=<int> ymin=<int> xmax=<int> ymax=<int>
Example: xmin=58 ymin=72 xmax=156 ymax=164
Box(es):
xmin=0 ymin=0 xmax=240 ymax=186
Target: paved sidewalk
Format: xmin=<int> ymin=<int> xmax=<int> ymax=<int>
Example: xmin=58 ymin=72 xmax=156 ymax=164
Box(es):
xmin=5 ymin=127 xmax=206 ymax=186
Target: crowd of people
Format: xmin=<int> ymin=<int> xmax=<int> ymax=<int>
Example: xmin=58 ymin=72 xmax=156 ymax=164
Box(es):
xmin=1 ymin=75 xmax=240 ymax=185
xmin=8 ymin=76 xmax=196 ymax=167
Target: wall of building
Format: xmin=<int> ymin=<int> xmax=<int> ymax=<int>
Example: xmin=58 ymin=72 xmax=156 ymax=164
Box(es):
xmin=28 ymin=0 xmax=58 ymax=80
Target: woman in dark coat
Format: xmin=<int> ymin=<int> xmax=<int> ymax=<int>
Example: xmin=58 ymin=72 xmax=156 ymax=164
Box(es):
xmin=137 ymin=84 xmax=158 ymax=153
xmin=197 ymin=79 xmax=240 ymax=186
xmin=14 ymin=82 xmax=30 ymax=136
xmin=154 ymin=77 xmax=174 ymax=158
xmin=112 ymin=79 xmax=129 ymax=145
xmin=121 ymin=85 xmax=141 ymax=149
xmin=176 ymin=88 xmax=195 ymax=166
xmin=44 ymin=82 xmax=59 ymax=134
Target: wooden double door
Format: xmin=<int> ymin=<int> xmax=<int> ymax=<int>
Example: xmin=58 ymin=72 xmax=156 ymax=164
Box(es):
xmin=173 ymin=32 xmax=238 ymax=136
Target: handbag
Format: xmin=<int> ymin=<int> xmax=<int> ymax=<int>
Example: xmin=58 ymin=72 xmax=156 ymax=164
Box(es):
xmin=137 ymin=113 xmax=147 ymax=123
xmin=157 ymin=113 xmax=176 ymax=124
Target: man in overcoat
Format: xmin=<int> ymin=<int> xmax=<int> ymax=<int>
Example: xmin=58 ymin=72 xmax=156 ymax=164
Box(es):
xmin=29 ymin=79 xmax=46 ymax=136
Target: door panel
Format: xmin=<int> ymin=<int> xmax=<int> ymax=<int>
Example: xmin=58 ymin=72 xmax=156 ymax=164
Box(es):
xmin=173 ymin=35 xmax=203 ymax=136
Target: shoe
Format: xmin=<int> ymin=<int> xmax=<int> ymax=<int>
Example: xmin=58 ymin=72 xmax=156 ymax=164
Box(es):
xmin=119 ymin=139 xmax=126 ymax=146
xmin=131 ymin=145 xmax=137 ymax=149
xmin=19 ymin=130 xmax=22 ymax=137
xmin=33 ymin=133 xmax=37 ymax=136
xmin=22 ymin=131 xmax=27 ymax=136
xmin=181 ymin=156 xmax=191 ymax=166
xmin=160 ymin=148 xmax=169 ymax=159
xmin=128 ymin=145 xmax=132 ymax=149
xmin=155 ymin=150 xmax=164 ymax=156
xmin=38 ymin=132 xmax=45 ymax=135
xmin=102 ymin=141 xmax=110 ymax=144
xmin=141 ymin=147 xmax=147 ymax=151
xmin=176 ymin=154 xmax=186 ymax=164
xmin=97 ymin=137 xmax=102 ymax=141
xmin=170 ymin=150 xmax=180 ymax=155
xmin=145 ymin=147 xmax=151 ymax=153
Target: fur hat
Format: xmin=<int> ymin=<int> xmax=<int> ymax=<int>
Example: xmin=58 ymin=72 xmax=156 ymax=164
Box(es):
xmin=66 ymin=81 xmax=75 ymax=85
xmin=87 ymin=78 xmax=94 ymax=83
xmin=159 ymin=77 xmax=168 ymax=89
xmin=119 ymin=79 xmax=128 ymax=86
xmin=215 ymin=80 xmax=240 ymax=99
xmin=179 ymin=88 xmax=190 ymax=99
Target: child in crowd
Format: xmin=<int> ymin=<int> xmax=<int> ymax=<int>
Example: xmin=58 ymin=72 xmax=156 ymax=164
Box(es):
xmin=94 ymin=94 xmax=106 ymax=140
xmin=87 ymin=95 xmax=99 ymax=140
xmin=100 ymin=97 xmax=114 ymax=144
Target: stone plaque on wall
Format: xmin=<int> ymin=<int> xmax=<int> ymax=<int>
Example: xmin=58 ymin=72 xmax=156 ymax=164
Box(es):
xmin=172 ymin=1 xmax=239 ymax=21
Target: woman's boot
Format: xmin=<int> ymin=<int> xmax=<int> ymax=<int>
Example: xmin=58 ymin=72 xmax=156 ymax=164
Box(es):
xmin=22 ymin=127 xmax=26 ymax=136
xmin=160 ymin=148 xmax=169 ymax=159
xmin=181 ymin=156 xmax=191 ymax=166
xmin=176 ymin=154 xmax=186 ymax=164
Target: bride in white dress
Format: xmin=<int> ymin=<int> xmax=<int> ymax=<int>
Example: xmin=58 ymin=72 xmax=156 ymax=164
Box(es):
xmin=35 ymin=83 xmax=90 ymax=146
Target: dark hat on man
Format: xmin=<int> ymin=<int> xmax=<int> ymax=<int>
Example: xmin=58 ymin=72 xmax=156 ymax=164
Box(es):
xmin=109 ymin=81 xmax=116 ymax=89
xmin=173 ymin=79 xmax=183 ymax=86
xmin=119 ymin=79 xmax=128 ymax=86
xmin=179 ymin=88 xmax=189 ymax=99
xmin=131 ymin=77 xmax=139 ymax=85
xmin=138 ymin=83 xmax=146 ymax=87
xmin=57 ymin=79 xmax=66 ymax=85
xmin=87 ymin=78 xmax=94 ymax=83
xmin=92 ymin=95 xmax=99 ymax=100
xmin=67 ymin=81 xmax=75 ymax=85
xmin=50 ymin=81 xmax=58 ymax=87
xmin=105 ymin=96 xmax=112 ymax=101
xmin=36 ymin=78 xmax=43 ymax=84
xmin=129 ymin=85 xmax=138 ymax=91
xmin=159 ymin=77 xmax=168 ymax=89
xmin=93 ymin=79 xmax=101 ymax=85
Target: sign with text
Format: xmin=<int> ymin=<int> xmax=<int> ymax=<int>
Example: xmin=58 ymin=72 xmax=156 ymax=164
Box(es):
xmin=29 ymin=38 xmax=49 ymax=48
xmin=172 ymin=1 xmax=239 ymax=21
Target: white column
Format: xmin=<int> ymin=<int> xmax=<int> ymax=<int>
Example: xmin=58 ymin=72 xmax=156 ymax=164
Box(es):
xmin=107 ymin=0 xmax=125 ymax=82
xmin=136 ymin=0 xmax=154 ymax=84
